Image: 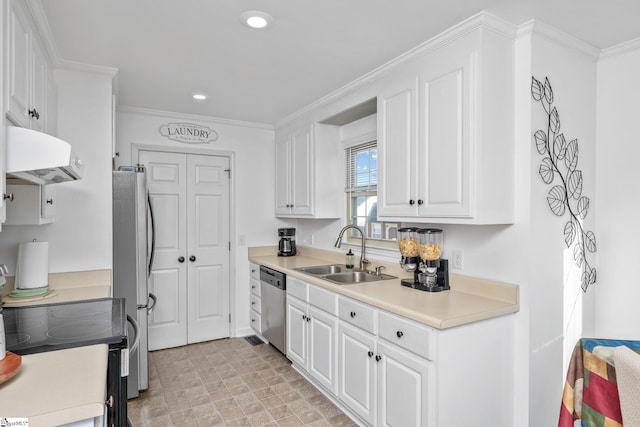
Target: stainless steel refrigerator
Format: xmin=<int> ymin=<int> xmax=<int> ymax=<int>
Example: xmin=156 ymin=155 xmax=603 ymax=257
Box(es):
xmin=112 ymin=166 xmax=156 ymax=399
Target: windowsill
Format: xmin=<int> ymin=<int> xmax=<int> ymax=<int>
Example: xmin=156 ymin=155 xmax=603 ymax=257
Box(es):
xmin=341 ymin=239 xmax=400 ymax=262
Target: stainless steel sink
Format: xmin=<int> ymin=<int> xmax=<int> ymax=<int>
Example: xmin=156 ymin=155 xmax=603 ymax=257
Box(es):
xmin=322 ymin=271 xmax=396 ymax=284
xmin=294 ymin=264 xmax=350 ymax=275
xmin=294 ymin=265 xmax=396 ymax=285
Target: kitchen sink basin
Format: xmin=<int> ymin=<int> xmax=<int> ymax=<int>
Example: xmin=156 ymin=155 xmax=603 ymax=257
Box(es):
xmin=294 ymin=265 xmax=396 ymax=284
xmin=294 ymin=264 xmax=350 ymax=275
xmin=322 ymin=271 xmax=396 ymax=284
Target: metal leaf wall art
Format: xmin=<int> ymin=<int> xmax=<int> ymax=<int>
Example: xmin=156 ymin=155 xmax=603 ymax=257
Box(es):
xmin=531 ymin=76 xmax=597 ymax=292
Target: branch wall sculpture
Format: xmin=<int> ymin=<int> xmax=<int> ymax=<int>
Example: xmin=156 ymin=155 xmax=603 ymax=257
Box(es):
xmin=531 ymin=76 xmax=597 ymax=292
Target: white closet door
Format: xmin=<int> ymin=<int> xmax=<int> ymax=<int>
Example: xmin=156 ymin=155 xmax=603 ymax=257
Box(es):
xmin=186 ymin=154 xmax=230 ymax=343
xmin=140 ymin=150 xmax=188 ymax=350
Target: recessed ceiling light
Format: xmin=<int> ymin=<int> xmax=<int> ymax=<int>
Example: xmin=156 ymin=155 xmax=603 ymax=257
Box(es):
xmin=240 ymin=11 xmax=273 ymax=29
xmin=192 ymin=93 xmax=207 ymax=100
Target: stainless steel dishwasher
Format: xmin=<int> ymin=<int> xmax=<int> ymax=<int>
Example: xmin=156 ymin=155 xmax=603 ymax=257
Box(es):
xmin=259 ymin=265 xmax=286 ymax=354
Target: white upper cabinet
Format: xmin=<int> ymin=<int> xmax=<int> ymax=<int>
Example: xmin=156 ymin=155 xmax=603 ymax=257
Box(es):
xmin=377 ymin=25 xmax=514 ymax=224
xmin=275 ymin=125 xmax=313 ymax=216
xmin=5 ymin=0 xmax=56 ymax=134
xmin=275 ymin=123 xmax=342 ymax=218
xmin=4 ymin=183 xmax=56 ymax=225
xmin=276 ymin=15 xmax=514 ymax=224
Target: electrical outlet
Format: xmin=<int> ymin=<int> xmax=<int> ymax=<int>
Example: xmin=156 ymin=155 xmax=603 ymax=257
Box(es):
xmin=452 ymin=249 xmax=463 ymax=269
xmin=310 ymin=234 xmax=315 ymax=245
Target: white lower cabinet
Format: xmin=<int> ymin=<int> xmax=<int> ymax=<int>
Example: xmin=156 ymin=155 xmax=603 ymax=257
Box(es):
xmin=286 ymin=280 xmax=514 ymax=427
xmin=249 ymin=263 xmax=263 ymax=336
xmin=376 ymin=340 xmax=433 ymax=427
xmin=338 ymin=298 xmax=433 ymax=427
xmin=286 ymin=277 xmax=339 ymax=395
xmin=338 ymin=321 xmax=377 ymax=424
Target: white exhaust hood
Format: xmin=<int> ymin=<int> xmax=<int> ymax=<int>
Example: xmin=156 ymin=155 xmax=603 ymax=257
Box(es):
xmin=6 ymin=126 xmax=84 ymax=185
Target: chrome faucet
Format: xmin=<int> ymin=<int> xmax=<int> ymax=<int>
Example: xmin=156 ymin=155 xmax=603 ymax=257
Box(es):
xmin=334 ymin=225 xmax=369 ymax=270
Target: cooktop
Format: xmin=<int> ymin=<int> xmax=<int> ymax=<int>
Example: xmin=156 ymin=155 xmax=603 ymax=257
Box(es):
xmin=1 ymin=297 xmax=126 ymax=355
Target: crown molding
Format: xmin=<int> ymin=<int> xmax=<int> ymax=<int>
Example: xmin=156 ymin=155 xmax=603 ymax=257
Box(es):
xmin=117 ymin=106 xmax=274 ymax=131
xmin=26 ymin=0 xmax=60 ymax=65
xmin=275 ymin=11 xmax=517 ymax=129
xmin=27 ymin=0 xmax=119 ymax=79
xmin=517 ymin=19 xmax=600 ymax=59
xmin=55 ymin=59 xmax=119 ymax=77
xmin=599 ymin=37 xmax=640 ymax=60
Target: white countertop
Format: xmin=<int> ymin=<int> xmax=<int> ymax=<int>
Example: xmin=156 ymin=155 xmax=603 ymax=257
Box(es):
xmin=1 ymin=269 xmax=111 ymax=307
xmin=0 ymin=269 xmax=113 ymax=425
xmin=0 ymin=344 xmax=108 ymax=426
xmin=250 ymin=246 xmax=519 ymax=329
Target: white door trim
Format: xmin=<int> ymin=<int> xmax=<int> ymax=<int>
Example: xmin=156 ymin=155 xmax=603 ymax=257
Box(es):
xmin=131 ymin=143 xmax=237 ymax=337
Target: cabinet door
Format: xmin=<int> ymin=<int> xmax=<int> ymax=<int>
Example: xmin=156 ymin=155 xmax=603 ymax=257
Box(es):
xmin=274 ymin=136 xmax=291 ymax=215
xmin=30 ymin=37 xmax=47 ymax=132
xmin=6 ymin=0 xmax=31 ymax=128
xmin=416 ymin=52 xmax=473 ymax=218
xmin=290 ymin=126 xmax=313 ymax=215
xmin=41 ymin=185 xmax=55 ymax=220
xmin=377 ymin=341 xmax=433 ymax=427
xmin=377 ymin=75 xmax=419 ymax=217
xmin=286 ymin=296 xmax=307 ymax=367
xmin=307 ymin=306 xmax=338 ymax=394
xmin=338 ymin=322 xmax=376 ymax=425
xmin=46 ymin=72 xmax=58 ymax=136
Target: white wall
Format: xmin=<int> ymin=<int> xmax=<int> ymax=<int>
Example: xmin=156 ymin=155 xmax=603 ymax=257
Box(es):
xmin=115 ymin=108 xmax=278 ymax=336
xmin=595 ymin=42 xmax=640 ymax=338
xmin=0 ymin=69 xmax=114 ymax=274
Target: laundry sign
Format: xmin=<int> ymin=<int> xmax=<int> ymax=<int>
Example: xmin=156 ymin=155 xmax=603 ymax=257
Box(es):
xmin=159 ymin=123 xmax=219 ymax=144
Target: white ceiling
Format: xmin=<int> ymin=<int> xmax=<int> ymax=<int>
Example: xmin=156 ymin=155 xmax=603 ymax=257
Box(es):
xmin=38 ymin=0 xmax=640 ymax=125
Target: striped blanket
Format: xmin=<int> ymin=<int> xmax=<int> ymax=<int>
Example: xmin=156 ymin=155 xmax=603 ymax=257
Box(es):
xmin=559 ymin=338 xmax=640 ymax=427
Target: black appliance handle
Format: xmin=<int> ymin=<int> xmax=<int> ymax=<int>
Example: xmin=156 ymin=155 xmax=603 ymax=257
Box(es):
xmin=147 ymin=292 xmax=157 ymax=314
xmin=127 ymin=314 xmax=140 ymax=354
xmin=147 ymin=192 xmax=156 ymax=277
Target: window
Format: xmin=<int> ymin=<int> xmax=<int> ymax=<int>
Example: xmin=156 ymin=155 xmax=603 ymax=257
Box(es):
xmin=345 ymin=141 xmax=399 ymax=244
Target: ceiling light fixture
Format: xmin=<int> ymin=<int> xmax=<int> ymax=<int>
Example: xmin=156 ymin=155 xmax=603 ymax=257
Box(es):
xmin=240 ymin=11 xmax=273 ymax=29
xmin=192 ymin=93 xmax=207 ymax=100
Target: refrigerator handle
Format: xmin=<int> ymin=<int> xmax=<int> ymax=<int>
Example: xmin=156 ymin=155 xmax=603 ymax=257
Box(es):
xmin=127 ymin=314 xmax=140 ymax=354
xmin=147 ymin=192 xmax=156 ymax=277
xmin=147 ymin=293 xmax=157 ymax=314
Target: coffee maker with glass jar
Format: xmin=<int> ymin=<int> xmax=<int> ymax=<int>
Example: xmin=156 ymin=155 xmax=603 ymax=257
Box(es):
xmin=398 ymin=227 xmax=449 ymax=292
xmin=277 ymin=227 xmax=297 ymax=257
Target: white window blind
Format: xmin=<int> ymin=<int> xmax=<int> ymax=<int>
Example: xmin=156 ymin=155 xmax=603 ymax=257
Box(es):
xmin=345 ymin=141 xmax=377 ymax=193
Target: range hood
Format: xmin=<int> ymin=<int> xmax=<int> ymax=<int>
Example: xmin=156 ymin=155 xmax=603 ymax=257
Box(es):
xmin=6 ymin=126 xmax=84 ymax=185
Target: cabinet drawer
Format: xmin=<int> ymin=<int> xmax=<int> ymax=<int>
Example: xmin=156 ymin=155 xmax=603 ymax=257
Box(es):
xmin=250 ymin=263 xmax=260 ymax=280
xmin=378 ymin=310 xmax=434 ymax=360
xmin=287 ymin=276 xmax=308 ymax=301
xmin=250 ymin=294 xmax=261 ymax=314
xmin=308 ymin=284 xmax=338 ymax=315
xmin=338 ymin=296 xmax=377 ymax=335
xmin=250 ymin=278 xmax=261 ymax=297
xmin=250 ymin=309 xmax=261 ymax=334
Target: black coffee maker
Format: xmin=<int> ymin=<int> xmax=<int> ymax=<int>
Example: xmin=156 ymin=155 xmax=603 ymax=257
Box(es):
xmin=278 ymin=228 xmax=297 ymax=256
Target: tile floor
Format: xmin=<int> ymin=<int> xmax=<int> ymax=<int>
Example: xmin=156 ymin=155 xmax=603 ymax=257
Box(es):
xmin=127 ymin=337 xmax=358 ymax=426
